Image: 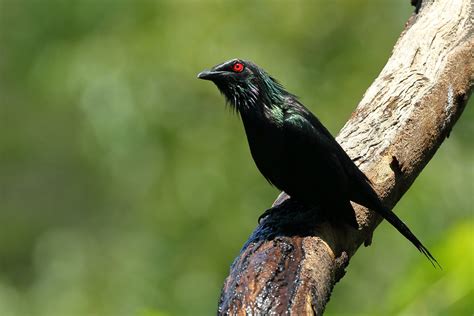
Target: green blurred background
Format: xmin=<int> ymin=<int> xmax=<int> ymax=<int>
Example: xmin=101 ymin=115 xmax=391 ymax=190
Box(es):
xmin=0 ymin=1 xmax=472 ymax=315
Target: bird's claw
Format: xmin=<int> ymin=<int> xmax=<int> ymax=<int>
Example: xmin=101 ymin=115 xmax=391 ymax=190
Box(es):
xmin=258 ymin=206 xmax=279 ymax=224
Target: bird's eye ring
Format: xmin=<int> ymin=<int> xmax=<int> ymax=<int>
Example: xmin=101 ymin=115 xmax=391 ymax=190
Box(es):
xmin=232 ymin=62 xmax=244 ymax=73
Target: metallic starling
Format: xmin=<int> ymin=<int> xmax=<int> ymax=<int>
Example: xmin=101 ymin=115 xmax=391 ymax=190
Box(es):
xmin=198 ymin=58 xmax=439 ymax=267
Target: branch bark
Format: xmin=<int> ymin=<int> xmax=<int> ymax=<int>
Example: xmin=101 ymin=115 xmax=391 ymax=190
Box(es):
xmin=218 ymin=0 xmax=473 ymax=315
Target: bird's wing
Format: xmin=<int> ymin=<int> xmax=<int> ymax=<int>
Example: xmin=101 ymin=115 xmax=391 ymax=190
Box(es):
xmin=286 ymin=100 xmax=383 ymax=208
xmin=290 ymin=101 xmax=372 ymax=182
xmin=282 ymin=103 xmax=350 ymax=187
xmin=282 ymin=100 xmax=374 ymax=193
xmin=282 ymin=101 xmax=343 ymax=157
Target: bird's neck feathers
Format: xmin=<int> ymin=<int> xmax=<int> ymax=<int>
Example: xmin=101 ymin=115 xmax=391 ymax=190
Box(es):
xmin=219 ymin=69 xmax=290 ymax=117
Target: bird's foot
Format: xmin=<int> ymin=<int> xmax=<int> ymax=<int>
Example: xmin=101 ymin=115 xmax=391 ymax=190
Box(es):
xmin=258 ymin=198 xmax=312 ymax=224
xmin=258 ymin=206 xmax=281 ymax=224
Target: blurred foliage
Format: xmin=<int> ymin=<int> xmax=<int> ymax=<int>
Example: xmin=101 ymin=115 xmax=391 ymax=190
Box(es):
xmin=0 ymin=1 xmax=472 ymax=315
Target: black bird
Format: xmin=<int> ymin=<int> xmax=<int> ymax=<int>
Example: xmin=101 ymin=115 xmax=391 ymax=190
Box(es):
xmin=198 ymin=58 xmax=439 ymax=267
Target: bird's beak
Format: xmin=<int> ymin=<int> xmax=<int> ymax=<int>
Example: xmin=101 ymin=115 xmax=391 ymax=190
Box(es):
xmin=197 ymin=70 xmax=223 ymax=81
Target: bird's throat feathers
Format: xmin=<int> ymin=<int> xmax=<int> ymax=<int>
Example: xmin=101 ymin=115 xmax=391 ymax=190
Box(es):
xmin=217 ymin=68 xmax=290 ymax=116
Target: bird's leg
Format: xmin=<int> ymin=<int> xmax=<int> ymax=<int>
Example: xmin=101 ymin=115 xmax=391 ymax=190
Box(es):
xmin=257 ymin=191 xmax=291 ymax=223
xmin=258 ymin=206 xmax=281 ymax=224
xmin=258 ymin=194 xmax=293 ymax=223
xmin=258 ymin=198 xmax=307 ymax=224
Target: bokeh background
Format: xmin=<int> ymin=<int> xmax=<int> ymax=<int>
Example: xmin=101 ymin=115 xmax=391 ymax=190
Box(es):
xmin=0 ymin=1 xmax=472 ymax=315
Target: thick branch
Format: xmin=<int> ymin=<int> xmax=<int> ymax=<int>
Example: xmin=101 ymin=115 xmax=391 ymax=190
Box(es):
xmin=218 ymin=1 xmax=473 ymax=315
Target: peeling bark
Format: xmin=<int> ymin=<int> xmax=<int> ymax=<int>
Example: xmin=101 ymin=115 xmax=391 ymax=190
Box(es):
xmin=218 ymin=0 xmax=473 ymax=315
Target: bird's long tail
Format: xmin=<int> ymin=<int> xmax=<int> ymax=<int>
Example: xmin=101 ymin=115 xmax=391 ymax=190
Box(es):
xmin=377 ymin=206 xmax=441 ymax=268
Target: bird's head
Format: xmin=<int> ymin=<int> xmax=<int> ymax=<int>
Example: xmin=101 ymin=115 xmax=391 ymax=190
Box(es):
xmin=198 ymin=59 xmax=288 ymax=113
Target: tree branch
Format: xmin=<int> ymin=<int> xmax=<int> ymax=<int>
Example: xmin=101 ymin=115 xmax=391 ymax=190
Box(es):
xmin=218 ymin=0 xmax=473 ymax=315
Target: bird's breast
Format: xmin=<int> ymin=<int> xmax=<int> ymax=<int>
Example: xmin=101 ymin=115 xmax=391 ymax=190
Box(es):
xmin=241 ymin=115 xmax=287 ymax=186
xmin=240 ymin=112 xmax=344 ymax=204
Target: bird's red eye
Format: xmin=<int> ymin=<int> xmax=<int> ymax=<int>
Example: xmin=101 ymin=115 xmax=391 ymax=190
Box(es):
xmin=232 ymin=62 xmax=244 ymax=73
